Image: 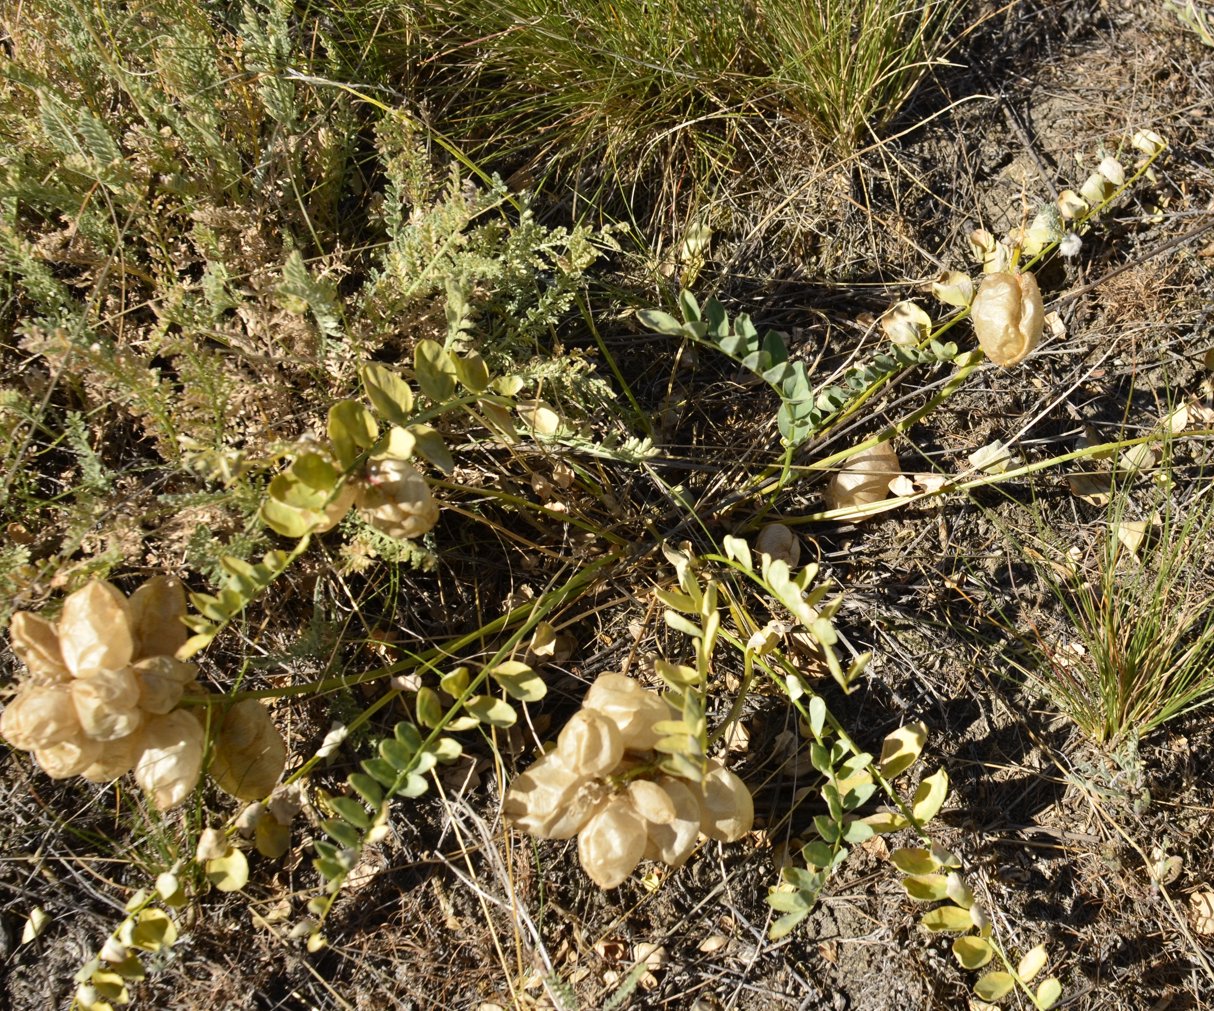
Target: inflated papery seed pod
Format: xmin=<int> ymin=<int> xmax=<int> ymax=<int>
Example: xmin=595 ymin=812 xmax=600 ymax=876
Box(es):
xmin=582 ymin=673 xmax=672 ymax=752
xmin=626 ymin=778 xmax=675 ymax=825
xmin=71 ymin=668 xmax=144 ymax=741
xmin=8 ymin=612 xmax=70 ymax=684
xmin=823 ymin=442 xmax=900 ymax=511
xmin=135 ymin=709 xmax=206 ymax=810
xmin=641 ymin=778 xmax=703 ymax=868
xmin=356 ymin=458 xmax=440 ymax=540
xmin=503 ymin=753 xmax=600 ymax=839
xmin=0 ymin=684 xmax=81 ymax=751
xmin=79 ymin=731 xmax=145 ymax=783
xmin=132 ymin=656 xmax=197 ymax=715
xmin=209 ymin=699 xmax=287 ymax=801
xmin=127 ymin=575 xmax=189 ymax=661
xmin=755 ymin=523 xmax=800 ymax=569
xmin=698 ymin=760 xmax=754 ymax=842
xmin=578 ymin=794 xmax=648 ymax=889
xmin=556 ymin=709 xmax=624 ymax=778
xmin=58 ymin=581 xmax=135 ymax=677
xmin=970 ymin=271 xmax=1044 ymax=367
xmin=35 ymin=737 xmax=102 ymax=779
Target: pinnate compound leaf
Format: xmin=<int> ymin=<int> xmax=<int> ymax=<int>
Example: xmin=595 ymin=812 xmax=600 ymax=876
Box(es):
xmin=876 ymin=721 xmax=928 ymax=779
xmin=328 ymin=400 xmax=378 ymax=470
xmin=360 ymin=363 xmax=415 ymax=425
xmin=920 ymin=905 xmax=973 ymax=932
xmin=911 ymin=768 xmax=949 ymax=823
xmin=890 ymin=847 xmax=940 ymax=875
xmin=1017 ymin=944 xmax=1048 ymax=982
xmin=902 ymin=874 xmax=950 ymax=902
xmin=637 ymin=309 xmax=686 ymax=335
xmin=1036 ymin=977 xmax=1062 ymax=1009
xmin=362 ymin=757 xmax=399 ymax=787
xmin=768 ymin=909 xmax=810 ymax=941
xmin=974 ymin=971 xmax=1015 ymax=1001
xmin=952 ymin=936 xmax=994 ymax=969
xmin=416 ymin=686 xmax=444 ymax=728
xmin=488 ymin=661 xmax=546 ymax=701
xmin=205 ymin=849 xmax=249 ymax=892
xmin=415 ymin=339 xmax=457 ymax=402
xmin=463 ymin=695 xmax=518 ymax=727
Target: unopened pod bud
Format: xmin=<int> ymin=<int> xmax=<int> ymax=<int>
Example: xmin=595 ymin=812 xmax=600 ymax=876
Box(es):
xmin=970 ymin=271 xmax=1045 ymax=368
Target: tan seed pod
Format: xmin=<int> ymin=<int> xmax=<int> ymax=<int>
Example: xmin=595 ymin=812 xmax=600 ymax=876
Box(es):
xmin=209 ymin=699 xmax=287 ymax=801
xmin=754 ymin=523 xmax=800 ymax=569
xmin=1 ymin=684 xmax=82 ymax=750
xmin=971 ymin=271 xmax=1044 ymax=367
xmin=824 ymin=442 xmax=901 ymax=511
xmin=79 ymin=730 xmax=145 ymax=783
xmin=356 ymin=458 xmax=439 ymax=540
xmin=128 ymin=576 xmax=189 ymax=661
xmin=135 ymin=709 xmax=206 ymax=810
xmin=58 ymin=581 xmax=136 ymax=677
xmin=879 ymin=300 xmax=932 ymax=346
xmin=582 ymin=673 xmax=672 ymax=752
xmin=8 ymin=612 xmax=70 ymax=684
xmin=578 ymin=794 xmax=647 ymax=889
xmin=642 ymin=778 xmax=703 ymax=868
xmin=627 ymin=779 xmax=676 ymax=825
xmin=132 ymin=656 xmax=197 ymax=715
xmin=556 ymin=709 xmax=624 ymax=778
xmin=699 ymin=760 xmax=754 ymax=843
xmin=503 ymin=753 xmax=598 ymax=839
xmin=35 ymin=737 xmax=102 ymax=780
xmin=72 ymin=668 xmax=144 ymax=742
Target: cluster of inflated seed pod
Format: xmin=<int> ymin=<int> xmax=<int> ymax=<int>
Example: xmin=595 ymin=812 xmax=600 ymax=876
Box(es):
xmin=1 ymin=579 xmax=285 ymax=809
xmin=503 ymin=673 xmax=753 ymax=888
xmin=261 ymin=436 xmax=441 ymax=542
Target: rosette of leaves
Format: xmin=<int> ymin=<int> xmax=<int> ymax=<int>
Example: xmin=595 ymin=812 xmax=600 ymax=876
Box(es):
xmin=1 ymin=579 xmax=286 ymax=810
xmin=504 ymin=673 xmax=753 ymax=888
